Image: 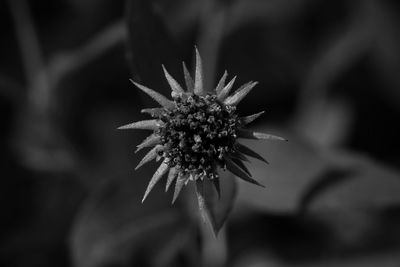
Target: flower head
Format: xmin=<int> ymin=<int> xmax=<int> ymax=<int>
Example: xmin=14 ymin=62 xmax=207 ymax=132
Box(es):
xmin=119 ymin=48 xmax=286 ymax=204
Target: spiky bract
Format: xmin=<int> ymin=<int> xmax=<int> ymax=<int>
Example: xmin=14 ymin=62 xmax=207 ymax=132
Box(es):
xmin=119 ymin=47 xmax=286 ymax=203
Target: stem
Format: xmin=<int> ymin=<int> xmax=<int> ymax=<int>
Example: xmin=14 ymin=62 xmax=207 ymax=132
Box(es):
xmin=8 ymin=0 xmax=51 ymax=112
xmin=200 ymin=221 xmax=227 ymax=267
xmin=48 ymin=20 xmax=126 ymax=88
xmin=196 ymin=3 xmax=230 ymax=265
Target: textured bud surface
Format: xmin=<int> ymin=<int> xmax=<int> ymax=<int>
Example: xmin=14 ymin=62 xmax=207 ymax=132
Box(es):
xmin=156 ymin=94 xmax=238 ymax=180
xmin=118 ymin=47 xmax=286 ymax=205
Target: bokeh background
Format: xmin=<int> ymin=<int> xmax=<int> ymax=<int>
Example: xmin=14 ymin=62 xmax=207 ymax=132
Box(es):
xmin=1 ymin=0 xmax=400 ymax=266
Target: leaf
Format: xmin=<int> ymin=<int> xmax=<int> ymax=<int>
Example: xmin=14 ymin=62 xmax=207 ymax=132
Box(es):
xmin=237 ymin=129 xmax=287 ymax=141
xmin=217 ymin=76 xmax=237 ymax=101
xmin=118 ymin=119 xmax=160 ymax=130
xmin=130 ymin=80 xmax=174 ymax=109
xmin=215 ymin=70 xmax=228 ymax=94
xmin=162 ymin=65 xmax=185 ymax=94
xmin=142 ymin=161 xmax=170 ymax=202
xmin=182 ymin=62 xmax=194 ymax=92
xmin=135 ymin=134 xmax=161 ymax=153
xmin=224 ymin=81 xmax=258 ymax=106
xmin=225 ymin=157 xmax=265 ymax=187
xmin=165 ymin=167 xmax=178 ymax=192
xmin=239 ymin=111 xmax=265 ymax=125
xmin=299 ymin=168 xmax=356 ymax=212
xmin=195 ymin=170 xmax=237 ymax=235
xmin=230 ymin=157 xmax=251 ymax=176
xmin=70 ymin=177 xmax=186 ymax=267
xmin=141 ymin=107 xmax=165 ymax=117
xmin=306 ymin=150 xmax=400 ymax=212
xmin=194 ymin=47 xmax=204 ymax=95
xmin=172 ymin=174 xmax=189 ymax=204
xmin=236 ymin=125 xmax=400 ymax=214
xmin=236 ymin=128 xmax=328 ymax=212
xmin=236 ymin=142 xmax=269 ymax=164
xmin=135 ymin=145 xmax=163 ymax=170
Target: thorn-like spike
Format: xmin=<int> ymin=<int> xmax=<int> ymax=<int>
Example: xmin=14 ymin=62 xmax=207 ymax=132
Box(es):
xmin=194 ymin=47 xmax=204 ymax=95
xmin=135 ymin=145 xmax=163 ymax=170
xmin=118 ymin=120 xmax=160 ymax=130
xmin=236 ymin=143 xmax=269 ymax=164
xmin=182 ymin=62 xmax=194 ymax=92
xmin=230 ymin=150 xmax=249 ymax=162
xmin=130 ymin=79 xmax=174 ymax=109
xmin=195 ymin=180 xmax=208 ymax=223
xmin=142 ymin=161 xmax=169 ymax=202
xmin=172 ymin=174 xmax=188 ymax=204
xmin=239 ymin=111 xmax=265 ymax=125
xmin=215 ymin=70 xmax=228 ymax=94
xmin=224 ymin=81 xmax=258 ymax=106
xmin=230 ymin=157 xmax=251 ymax=176
xmin=217 ymin=76 xmax=237 ymax=101
xmin=162 ymin=65 xmax=185 ymax=95
xmin=135 ymin=134 xmax=161 ymax=153
xmin=225 ymin=157 xmax=265 ymax=187
xmin=237 ymin=129 xmax=287 ymax=141
xmin=166 ymin=168 xmax=178 ymax=192
xmin=141 ymin=108 xmax=165 ymax=117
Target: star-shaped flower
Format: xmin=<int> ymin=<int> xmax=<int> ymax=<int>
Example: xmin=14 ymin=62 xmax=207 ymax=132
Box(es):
xmin=119 ymin=48 xmax=285 ymax=231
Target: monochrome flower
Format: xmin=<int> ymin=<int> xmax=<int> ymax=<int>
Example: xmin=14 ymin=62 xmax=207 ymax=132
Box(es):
xmin=119 ymin=48 xmax=286 ymax=205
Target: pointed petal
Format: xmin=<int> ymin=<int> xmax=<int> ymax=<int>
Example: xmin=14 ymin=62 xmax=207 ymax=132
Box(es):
xmin=141 ymin=108 xmax=165 ymax=117
xmin=237 ymin=129 xmax=287 ymax=141
xmin=212 ymin=178 xmax=221 ymax=199
xmin=215 ymin=70 xmax=228 ymax=94
xmin=224 ymin=81 xmax=258 ymax=106
xmin=195 ymin=179 xmax=208 ymax=223
xmin=172 ymin=174 xmax=189 ymax=204
xmin=142 ymin=161 xmax=169 ymax=202
xmin=239 ymin=111 xmax=265 ymax=125
xmin=230 ymin=150 xmax=249 ymax=162
xmin=135 ymin=134 xmax=161 ymax=153
xmin=118 ymin=120 xmax=160 ymax=130
xmin=130 ymin=79 xmax=174 ymax=109
xmin=162 ymin=65 xmax=185 ymax=94
xmin=135 ymin=145 xmax=163 ymax=170
xmin=236 ymin=143 xmax=269 ymax=164
xmin=217 ymin=76 xmax=237 ymax=101
xmin=182 ymin=62 xmax=194 ymax=92
xmin=225 ymin=157 xmax=265 ymax=187
xmin=230 ymin=157 xmax=251 ymax=176
xmin=166 ymin=167 xmax=178 ymax=192
xmin=194 ymin=47 xmax=204 ymax=95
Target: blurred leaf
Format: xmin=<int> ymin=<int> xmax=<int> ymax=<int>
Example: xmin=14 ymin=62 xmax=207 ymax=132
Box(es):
xmin=236 ymin=124 xmax=400 ymax=213
xmin=299 ymin=168 xmax=355 ymax=213
xmin=308 ymin=150 xmax=400 ymax=212
xmin=232 ymin=250 xmax=400 ymax=267
xmin=236 ymin=127 xmax=327 ymax=213
xmin=126 ymin=0 xmax=183 ymax=100
xmin=295 ymin=98 xmax=353 ymax=148
xmin=70 ymin=175 xmax=189 ymax=267
xmin=195 ymin=169 xmax=237 ymax=235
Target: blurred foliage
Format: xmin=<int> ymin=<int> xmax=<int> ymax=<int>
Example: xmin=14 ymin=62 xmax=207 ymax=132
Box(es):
xmin=1 ymin=0 xmax=400 ymax=266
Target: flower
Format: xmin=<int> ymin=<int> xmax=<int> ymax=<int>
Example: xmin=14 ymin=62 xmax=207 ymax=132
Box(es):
xmin=119 ymin=48 xmax=286 ymax=204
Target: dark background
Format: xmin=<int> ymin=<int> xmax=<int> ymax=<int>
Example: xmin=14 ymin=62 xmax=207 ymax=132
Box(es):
xmin=1 ymin=0 xmax=400 ymax=266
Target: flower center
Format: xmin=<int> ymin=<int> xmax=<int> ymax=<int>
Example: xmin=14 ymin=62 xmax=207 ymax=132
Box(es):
xmin=157 ymin=93 xmax=238 ymax=179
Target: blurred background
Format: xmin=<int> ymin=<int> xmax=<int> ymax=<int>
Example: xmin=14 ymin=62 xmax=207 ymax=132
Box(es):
xmin=1 ymin=0 xmax=400 ymax=266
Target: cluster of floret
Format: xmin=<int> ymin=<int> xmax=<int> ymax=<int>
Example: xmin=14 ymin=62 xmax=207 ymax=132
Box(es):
xmin=156 ymin=94 xmax=238 ymax=180
xmin=118 ymin=47 xmax=286 ymax=204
